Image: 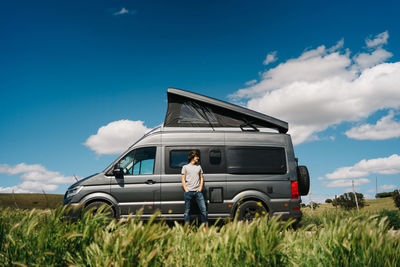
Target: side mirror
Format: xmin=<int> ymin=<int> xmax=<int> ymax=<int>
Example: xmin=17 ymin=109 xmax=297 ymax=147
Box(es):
xmin=113 ymin=164 xmax=124 ymax=179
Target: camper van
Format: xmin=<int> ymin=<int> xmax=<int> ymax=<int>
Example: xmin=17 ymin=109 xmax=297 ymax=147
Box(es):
xmin=63 ymin=88 xmax=310 ymax=221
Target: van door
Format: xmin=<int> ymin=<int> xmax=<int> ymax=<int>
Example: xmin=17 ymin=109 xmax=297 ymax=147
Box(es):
xmin=161 ymin=147 xmax=196 ymax=217
xmin=161 ymin=146 xmax=227 ymax=219
xmin=110 ymin=146 xmax=161 ymax=217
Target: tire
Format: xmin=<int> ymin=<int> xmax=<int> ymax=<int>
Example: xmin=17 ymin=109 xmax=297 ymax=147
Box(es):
xmin=236 ymin=200 xmax=268 ymax=221
xmin=83 ymin=201 xmax=115 ymax=218
xmin=297 ymin=165 xmax=310 ymax=196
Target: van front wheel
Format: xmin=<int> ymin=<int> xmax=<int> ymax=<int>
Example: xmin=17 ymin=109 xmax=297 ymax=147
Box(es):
xmin=236 ymin=200 xmax=268 ymax=221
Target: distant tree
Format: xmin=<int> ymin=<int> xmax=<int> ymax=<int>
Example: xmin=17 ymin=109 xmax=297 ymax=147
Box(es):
xmin=376 ymin=192 xmax=395 ymax=198
xmin=325 ymin=199 xmax=332 ymax=204
xmin=308 ymin=202 xmax=320 ymax=209
xmin=393 ymin=190 xmax=400 ymax=210
xmin=336 ymin=192 xmax=365 ymax=210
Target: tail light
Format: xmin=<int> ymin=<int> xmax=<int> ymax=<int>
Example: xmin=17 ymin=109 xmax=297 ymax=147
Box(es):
xmin=291 ymin=181 xmax=299 ymax=199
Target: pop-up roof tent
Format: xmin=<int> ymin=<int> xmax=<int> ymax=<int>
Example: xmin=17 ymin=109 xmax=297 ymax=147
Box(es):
xmin=164 ymin=88 xmax=288 ymax=133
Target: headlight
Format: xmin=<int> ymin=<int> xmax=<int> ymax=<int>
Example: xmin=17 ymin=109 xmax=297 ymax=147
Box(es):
xmin=65 ymin=186 xmax=82 ymax=199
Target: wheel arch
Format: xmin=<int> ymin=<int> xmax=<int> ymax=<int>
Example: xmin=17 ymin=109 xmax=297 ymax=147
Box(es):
xmin=230 ymin=190 xmax=271 ymax=219
xmin=80 ymin=192 xmax=120 ymax=218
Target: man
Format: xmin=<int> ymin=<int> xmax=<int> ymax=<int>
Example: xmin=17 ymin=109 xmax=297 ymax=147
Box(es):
xmin=181 ymin=150 xmax=207 ymax=225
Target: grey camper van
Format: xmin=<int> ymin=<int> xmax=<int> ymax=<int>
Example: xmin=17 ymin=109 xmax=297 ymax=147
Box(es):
xmin=63 ymin=88 xmax=310 ymax=221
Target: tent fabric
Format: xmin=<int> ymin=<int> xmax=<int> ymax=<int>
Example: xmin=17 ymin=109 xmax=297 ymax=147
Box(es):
xmin=164 ymin=88 xmax=288 ymax=133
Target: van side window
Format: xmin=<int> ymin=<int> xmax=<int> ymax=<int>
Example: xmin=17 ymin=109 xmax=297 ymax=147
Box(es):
xmin=209 ymin=149 xmax=221 ymax=165
xmin=119 ymin=147 xmax=156 ymax=175
xmin=226 ymin=146 xmax=287 ymax=174
xmin=170 ymin=150 xmax=201 ymax=168
xmin=165 ymin=147 xmax=225 ymax=174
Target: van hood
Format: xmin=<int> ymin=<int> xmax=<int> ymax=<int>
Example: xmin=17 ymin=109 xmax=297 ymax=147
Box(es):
xmin=68 ymin=173 xmax=99 ymax=189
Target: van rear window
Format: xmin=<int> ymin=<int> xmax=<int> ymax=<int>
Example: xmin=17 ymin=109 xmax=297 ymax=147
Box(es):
xmin=226 ymin=147 xmax=287 ymax=174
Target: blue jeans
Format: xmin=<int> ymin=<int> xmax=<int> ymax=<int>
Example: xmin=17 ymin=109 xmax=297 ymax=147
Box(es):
xmin=184 ymin=191 xmax=207 ymax=224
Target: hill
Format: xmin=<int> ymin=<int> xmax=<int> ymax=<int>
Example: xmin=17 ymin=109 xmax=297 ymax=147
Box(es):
xmin=0 ymin=193 xmax=64 ymax=209
xmin=1 ymin=193 xmax=397 ymax=211
xmin=302 ymin=197 xmax=397 ymax=214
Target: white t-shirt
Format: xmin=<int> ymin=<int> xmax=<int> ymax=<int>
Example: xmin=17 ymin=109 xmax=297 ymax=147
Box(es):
xmin=181 ymin=163 xmax=203 ymax=191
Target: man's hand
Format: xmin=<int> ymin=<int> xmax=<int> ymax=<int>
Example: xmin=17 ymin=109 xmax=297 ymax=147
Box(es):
xmin=197 ymin=172 xmax=204 ymax=192
xmin=182 ymin=174 xmax=189 ymax=192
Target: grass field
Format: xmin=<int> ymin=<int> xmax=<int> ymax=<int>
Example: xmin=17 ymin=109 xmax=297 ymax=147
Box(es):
xmin=302 ymin=197 xmax=397 ymax=215
xmin=1 ymin=193 xmax=396 ymax=211
xmin=0 ymin=197 xmax=399 ymax=266
xmin=0 ymin=193 xmax=64 ymax=209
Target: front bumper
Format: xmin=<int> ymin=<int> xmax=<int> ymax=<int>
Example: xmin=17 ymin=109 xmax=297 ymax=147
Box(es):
xmin=62 ymin=202 xmax=83 ymax=221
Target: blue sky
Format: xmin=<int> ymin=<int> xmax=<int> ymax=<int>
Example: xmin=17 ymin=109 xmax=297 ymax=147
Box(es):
xmin=1 ymin=0 xmax=400 ymax=203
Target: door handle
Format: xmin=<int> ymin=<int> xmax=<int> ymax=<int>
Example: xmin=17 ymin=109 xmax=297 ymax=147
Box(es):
xmin=145 ymin=179 xmax=156 ymax=185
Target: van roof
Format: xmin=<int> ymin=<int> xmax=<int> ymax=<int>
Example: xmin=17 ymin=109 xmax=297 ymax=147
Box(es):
xmin=164 ymin=88 xmax=288 ymax=133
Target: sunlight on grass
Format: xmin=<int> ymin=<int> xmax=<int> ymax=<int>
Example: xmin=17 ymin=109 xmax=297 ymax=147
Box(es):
xmin=0 ymin=203 xmax=399 ymax=266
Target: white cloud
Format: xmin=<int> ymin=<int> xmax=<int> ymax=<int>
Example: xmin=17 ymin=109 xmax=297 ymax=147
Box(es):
xmin=366 ymin=31 xmax=389 ymax=48
xmin=0 ymin=186 xmax=30 ymax=193
xmin=345 ymin=110 xmax=400 ymax=140
xmin=229 ymin=31 xmax=400 ymax=145
xmin=303 ymin=194 xmax=336 ymax=204
xmin=263 ymin=51 xmax=277 ymax=65
xmin=113 ymin=7 xmax=133 ymax=16
xmin=343 ymin=187 xmax=354 ymax=192
xmin=84 ymin=120 xmax=151 ymax=155
xmin=324 ymin=178 xmax=370 ymax=188
xmin=354 ymin=48 xmax=392 ymax=70
xmin=380 ymin=184 xmax=397 ymax=191
xmin=0 ymin=163 xmax=74 ymax=193
xmin=245 ymin=79 xmax=257 ymax=86
xmin=364 ymin=193 xmax=373 ymax=199
xmin=326 ymin=154 xmax=400 ymax=180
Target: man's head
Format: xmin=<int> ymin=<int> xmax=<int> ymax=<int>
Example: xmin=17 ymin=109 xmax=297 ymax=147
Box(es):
xmin=188 ymin=150 xmax=200 ymax=164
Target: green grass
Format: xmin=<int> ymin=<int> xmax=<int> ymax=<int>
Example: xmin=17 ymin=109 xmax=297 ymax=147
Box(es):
xmin=302 ymin=197 xmax=397 ymax=215
xmin=0 ymin=205 xmax=399 ymax=266
xmin=1 ymin=193 xmax=396 ymax=211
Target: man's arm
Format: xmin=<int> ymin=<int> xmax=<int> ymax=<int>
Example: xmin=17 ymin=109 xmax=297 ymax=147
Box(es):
xmin=181 ymin=174 xmax=189 ymax=192
xmin=197 ymin=172 xmax=204 ymax=192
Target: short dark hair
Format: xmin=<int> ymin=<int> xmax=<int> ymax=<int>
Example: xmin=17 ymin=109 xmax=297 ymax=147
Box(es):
xmin=188 ymin=150 xmax=199 ymax=162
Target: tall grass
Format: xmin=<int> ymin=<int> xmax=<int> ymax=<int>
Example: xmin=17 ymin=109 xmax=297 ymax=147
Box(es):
xmin=285 ymin=214 xmax=400 ymax=266
xmin=0 ymin=207 xmax=399 ymax=266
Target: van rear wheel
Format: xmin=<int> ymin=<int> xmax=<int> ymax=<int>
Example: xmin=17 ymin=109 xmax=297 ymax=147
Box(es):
xmin=236 ymin=200 xmax=268 ymax=221
xmin=83 ymin=201 xmax=115 ymax=218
